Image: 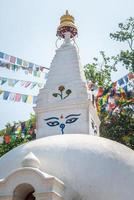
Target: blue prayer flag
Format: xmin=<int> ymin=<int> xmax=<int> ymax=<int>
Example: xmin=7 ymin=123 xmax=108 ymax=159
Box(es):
xmin=33 ymin=96 xmax=37 ymax=104
xmin=3 ymin=91 xmax=10 ymax=100
xmin=29 ymin=63 xmax=34 ymax=68
xmin=124 ymin=75 xmax=128 ymax=83
xmin=118 ymin=78 xmax=125 ymax=86
xmin=0 ymin=52 xmax=4 ymax=59
xmin=17 ymin=58 xmax=22 ymax=65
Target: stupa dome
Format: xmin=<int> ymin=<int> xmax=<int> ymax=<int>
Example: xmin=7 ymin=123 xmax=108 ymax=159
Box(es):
xmin=0 ymin=134 xmax=134 ymax=200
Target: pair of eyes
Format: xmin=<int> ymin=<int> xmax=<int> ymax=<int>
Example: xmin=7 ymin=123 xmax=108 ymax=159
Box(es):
xmin=46 ymin=117 xmax=79 ymax=127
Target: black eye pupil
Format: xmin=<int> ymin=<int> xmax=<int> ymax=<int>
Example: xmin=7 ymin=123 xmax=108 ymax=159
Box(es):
xmin=66 ymin=118 xmax=78 ymax=124
xmin=47 ymin=121 xmax=59 ymax=127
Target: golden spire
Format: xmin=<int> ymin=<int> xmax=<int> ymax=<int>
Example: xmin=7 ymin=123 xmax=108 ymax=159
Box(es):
xmin=57 ymin=10 xmax=78 ymax=39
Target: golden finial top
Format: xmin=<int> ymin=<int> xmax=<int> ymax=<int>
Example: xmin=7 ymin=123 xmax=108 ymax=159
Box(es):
xmin=57 ymin=10 xmax=78 ymax=39
xmin=60 ymin=10 xmax=74 ymax=24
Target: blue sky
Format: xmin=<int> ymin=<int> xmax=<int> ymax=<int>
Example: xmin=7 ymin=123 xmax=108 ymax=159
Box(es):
xmin=0 ymin=0 xmax=133 ymax=128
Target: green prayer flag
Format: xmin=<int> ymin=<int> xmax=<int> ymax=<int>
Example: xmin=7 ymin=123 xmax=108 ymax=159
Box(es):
xmin=22 ymin=94 xmax=28 ymax=103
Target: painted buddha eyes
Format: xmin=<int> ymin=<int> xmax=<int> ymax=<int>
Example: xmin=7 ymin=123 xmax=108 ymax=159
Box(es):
xmin=46 ymin=121 xmax=59 ymax=127
xmin=45 ymin=117 xmax=59 ymax=127
xmin=65 ymin=114 xmax=80 ymax=124
xmin=66 ymin=117 xmax=78 ymax=124
xmin=44 ymin=114 xmax=81 ymax=134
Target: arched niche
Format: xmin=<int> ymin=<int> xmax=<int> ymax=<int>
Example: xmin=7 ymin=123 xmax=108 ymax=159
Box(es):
xmin=0 ymin=167 xmax=64 ymax=200
xmin=12 ymin=183 xmax=35 ymax=200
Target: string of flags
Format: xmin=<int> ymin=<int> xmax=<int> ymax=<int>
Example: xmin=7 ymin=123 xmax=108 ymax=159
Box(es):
xmin=0 ymin=89 xmax=37 ymax=104
xmin=0 ymin=51 xmax=49 ymax=104
xmin=96 ymin=72 xmax=134 ymax=115
xmin=0 ymin=51 xmax=49 ymax=78
xmin=0 ymin=76 xmax=44 ymax=89
xmin=0 ymin=120 xmax=36 ymax=144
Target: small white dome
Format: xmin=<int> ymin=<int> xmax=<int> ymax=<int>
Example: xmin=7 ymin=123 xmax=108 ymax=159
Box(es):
xmin=21 ymin=152 xmax=40 ymax=169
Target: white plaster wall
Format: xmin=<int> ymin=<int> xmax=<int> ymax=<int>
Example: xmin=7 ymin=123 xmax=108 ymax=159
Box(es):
xmin=38 ymin=106 xmax=89 ymax=137
xmin=33 ymin=38 xmax=100 ymax=139
xmin=0 ymin=134 xmax=134 ymax=200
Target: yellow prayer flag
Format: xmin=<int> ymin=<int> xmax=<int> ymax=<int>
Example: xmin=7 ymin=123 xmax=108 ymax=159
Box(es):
xmin=0 ymin=89 xmax=3 ymax=95
xmin=27 ymin=95 xmax=33 ymax=104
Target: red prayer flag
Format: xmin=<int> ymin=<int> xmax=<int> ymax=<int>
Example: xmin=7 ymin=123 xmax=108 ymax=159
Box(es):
xmin=128 ymin=73 xmax=134 ymax=80
xmin=112 ymin=81 xmax=117 ymax=88
xmin=15 ymin=93 xmax=21 ymax=102
xmin=97 ymin=87 xmax=103 ymax=97
xmin=4 ymin=135 xmax=11 ymax=144
xmin=29 ymin=129 xmax=34 ymax=135
xmin=109 ymin=103 xmax=116 ymax=110
xmin=10 ymin=56 xmax=16 ymax=64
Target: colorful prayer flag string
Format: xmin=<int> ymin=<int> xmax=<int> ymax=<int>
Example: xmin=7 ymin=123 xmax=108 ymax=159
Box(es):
xmin=0 ymin=88 xmax=37 ymax=104
xmin=0 ymin=76 xmax=44 ymax=89
xmin=0 ymin=51 xmax=49 ymax=78
xmin=96 ymin=73 xmax=134 ymax=116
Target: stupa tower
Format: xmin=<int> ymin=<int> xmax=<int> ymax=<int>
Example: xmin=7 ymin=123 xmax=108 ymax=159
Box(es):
xmin=34 ymin=10 xmax=100 ymax=138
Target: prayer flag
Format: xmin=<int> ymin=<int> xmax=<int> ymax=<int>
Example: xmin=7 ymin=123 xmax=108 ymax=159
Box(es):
xmin=118 ymin=78 xmax=125 ymax=86
xmin=29 ymin=62 xmax=34 ymax=68
xmin=33 ymin=96 xmax=37 ymax=104
xmin=28 ymin=68 xmax=33 ymax=74
xmin=30 ymin=82 xmax=37 ymax=89
xmin=37 ymin=70 xmax=41 ymax=77
xmin=124 ymin=75 xmax=128 ymax=83
xmin=22 ymin=60 xmax=28 ymax=67
xmin=4 ymin=54 xmax=10 ymax=61
xmin=128 ymin=73 xmax=134 ymax=80
xmin=8 ymin=79 xmax=14 ymax=87
xmin=3 ymin=91 xmax=10 ymax=100
xmin=0 ymin=89 xmax=3 ymax=95
xmin=10 ymin=56 xmax=16 ymax=64
xmin=112 ymin=81 xmax=117 ymax=88
xmin=123 ymin=85 xmax=128 ymax=93
xmin=0 ymin=52 xmax=4 ymax=59
xmin=11 ymin=135 xmax=16 ymax=142
xmin=17 ymin=58 xmax=22 ymax=65
xmin=0 ymin=78 xmax=7 ymax=85
xmin=4 ymin=135 xmax=11 ymax=144
xmin=9 ymin=93 xmax=16 ymax=101
xmin=33 ymin=70 xmax=38 ymax=76
xmin=97 ymin=87 xmax=103 ymax=97
xmin=15 ymin=93 xmax=21 ymax=102
xmin=22 ymin=94 xmax=28 ymax=103
xmin=27 ymin=95 xmax=33 ymax=104
xmin=24 ymin=81 xmax=31 ymax=88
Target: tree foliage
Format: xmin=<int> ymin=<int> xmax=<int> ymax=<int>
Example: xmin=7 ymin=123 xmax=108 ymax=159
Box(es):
xmin=100 ymin=103 xmax=134 ymax=149
xmin=85 ymin=17 xmax=134 ymax=150
xmin=0 ymin=114 xmax=36 ymax=157
xmin=84 ymin=51 xmax=117 ymax=88
xmin=110 ymin=17 xmax=134 ymax=72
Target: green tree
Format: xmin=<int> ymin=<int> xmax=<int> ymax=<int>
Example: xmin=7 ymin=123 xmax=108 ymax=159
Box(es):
xmin=100 ymin=103 xmax=134 ymax=149
xmin=0 ymin=114 xmax=36 ymax=157
xmin=110 ymin=17 xmax=134 ymax=72
xmin=85 ymin=17 xmax=134 ymax=150
xmin=0 ymin=137 xmax=28 ymax=157
xmin=84 ymin=51 xmax=117 ymax=88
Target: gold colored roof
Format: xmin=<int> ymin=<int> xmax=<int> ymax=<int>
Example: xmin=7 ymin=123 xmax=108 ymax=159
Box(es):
xmin=60 ymin=10 xmax=75 ymax=25
xmin=57 ymin=10 xmax=78 ymax=38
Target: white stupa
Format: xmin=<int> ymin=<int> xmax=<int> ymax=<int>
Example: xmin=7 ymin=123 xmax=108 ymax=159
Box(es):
xmin=0 ymin=11 xmax=134 ymax=200
xmin=34 ymin=10 xmax=100 ymax=138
